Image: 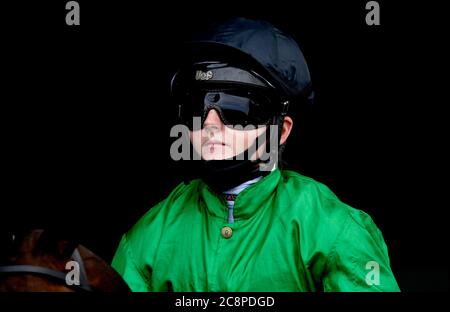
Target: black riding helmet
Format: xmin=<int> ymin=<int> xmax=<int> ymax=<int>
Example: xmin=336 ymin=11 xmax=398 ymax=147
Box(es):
xmin=171 ymin=17 xmax=314 ymax=129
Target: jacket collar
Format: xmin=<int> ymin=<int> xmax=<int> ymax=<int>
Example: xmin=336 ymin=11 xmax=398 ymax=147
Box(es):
xmin=198 ymin=169 xmax=281 ymax=221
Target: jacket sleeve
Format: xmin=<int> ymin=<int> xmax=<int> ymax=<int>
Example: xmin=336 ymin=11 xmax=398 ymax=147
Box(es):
xmin=111 ymin=234 xmax=151 ymax=292
xmin=323 ymin=209 xmax=400 ymax=292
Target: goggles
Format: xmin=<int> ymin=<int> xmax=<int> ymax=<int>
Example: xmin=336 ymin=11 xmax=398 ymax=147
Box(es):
xmin=171 ymin=62 xmax=289 ymax=130
xmin=178 ymin=88 xmax=282 ymax=130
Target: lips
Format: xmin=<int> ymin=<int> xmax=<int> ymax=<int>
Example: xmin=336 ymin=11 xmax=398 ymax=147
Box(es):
xmin=203 ymin=139 xmax=226 ymax=146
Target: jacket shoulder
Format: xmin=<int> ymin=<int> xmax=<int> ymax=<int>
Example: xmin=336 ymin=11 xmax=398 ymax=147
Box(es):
xmin=124 ymin=181 xmax=198 ymax=254
xmin=278 ymin=170 xmax=357 ymax=246
xmin=281 ymin=170 xmax=377 ymax=225
xmin=280 ymin=170 xmax=341 ymax=203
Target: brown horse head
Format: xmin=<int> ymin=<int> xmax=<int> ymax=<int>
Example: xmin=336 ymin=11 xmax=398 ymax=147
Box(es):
xmin=0 ymin=229 xmax=130 ymax=292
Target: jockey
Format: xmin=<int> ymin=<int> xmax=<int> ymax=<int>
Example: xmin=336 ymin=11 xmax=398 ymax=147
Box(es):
xmin=112 ymin=17 xmax=399 ymax=292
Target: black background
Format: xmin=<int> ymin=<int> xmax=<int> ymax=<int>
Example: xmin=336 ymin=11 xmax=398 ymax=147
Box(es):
xmin=1 ymin=0 xmax=446 ymax=291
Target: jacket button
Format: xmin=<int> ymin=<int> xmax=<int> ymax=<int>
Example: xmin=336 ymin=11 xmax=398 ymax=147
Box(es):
xmin=221 ymin=226 xmax=233 ymax=239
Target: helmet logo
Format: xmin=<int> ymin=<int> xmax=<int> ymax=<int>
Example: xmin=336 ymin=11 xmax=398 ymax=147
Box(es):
xmin=195 ymin=70 xmax=213 ymax=81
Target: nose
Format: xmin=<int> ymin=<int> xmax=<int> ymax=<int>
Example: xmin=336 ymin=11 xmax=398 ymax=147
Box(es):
xmin=203 ymin=108 xmax=224 ymax=129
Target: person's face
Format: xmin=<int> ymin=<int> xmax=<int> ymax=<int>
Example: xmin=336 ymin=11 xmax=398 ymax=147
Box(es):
xmin=190 ymin=109 xmax=268 ymax=161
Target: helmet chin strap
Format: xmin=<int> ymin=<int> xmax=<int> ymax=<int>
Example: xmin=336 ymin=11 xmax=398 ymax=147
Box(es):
xmin=199 ymin=116 xmax=283 ymax=193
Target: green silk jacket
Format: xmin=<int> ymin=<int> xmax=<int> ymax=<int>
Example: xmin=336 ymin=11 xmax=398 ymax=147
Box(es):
xmin=112 ymin=169 xmax=400 ymax=291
